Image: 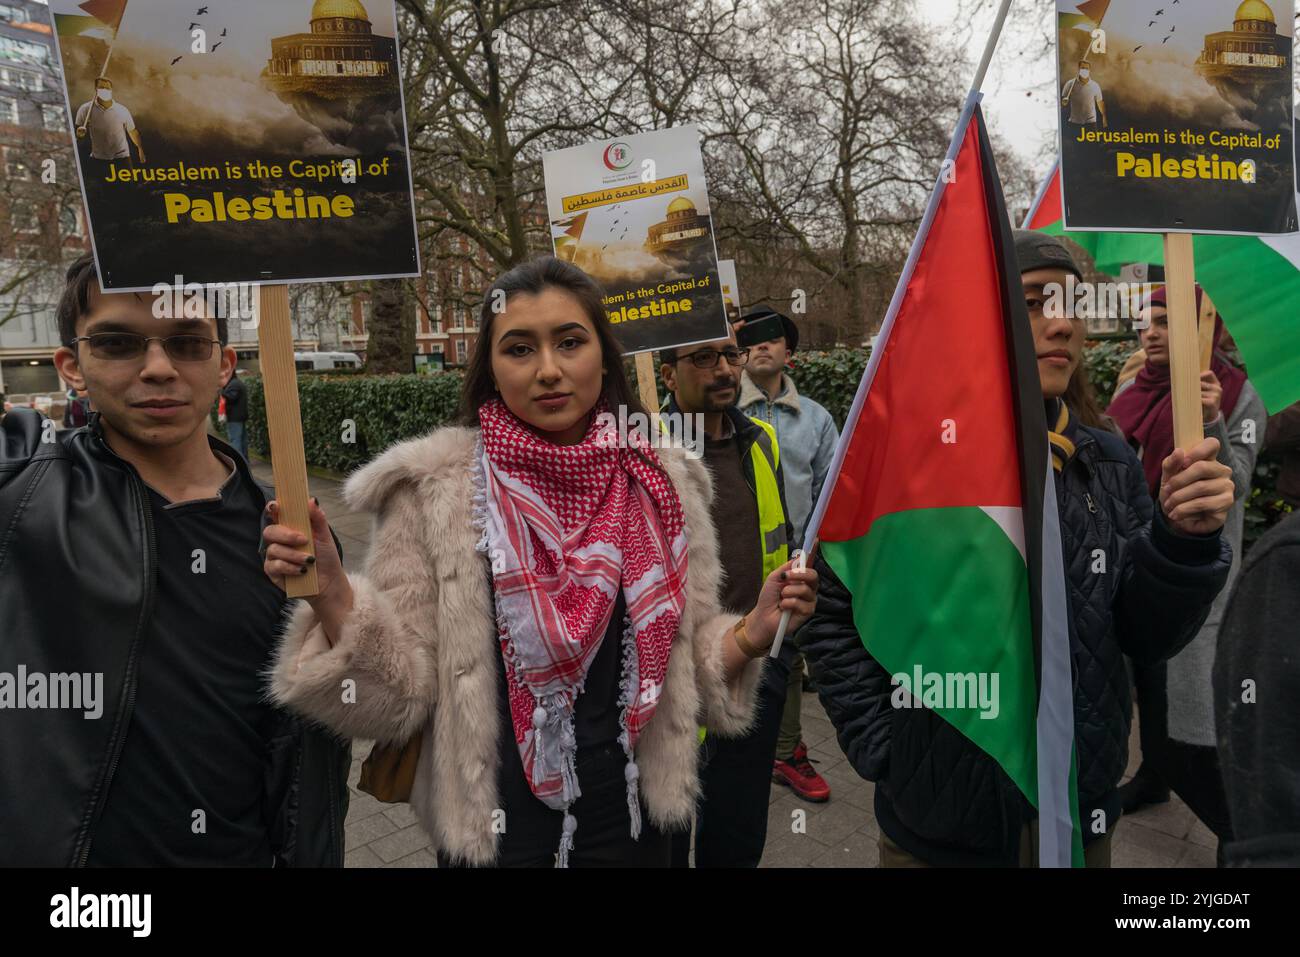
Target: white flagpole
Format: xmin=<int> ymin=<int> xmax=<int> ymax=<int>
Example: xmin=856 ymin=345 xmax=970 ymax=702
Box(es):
xmin=767 ymin=0 xmax=1014 ymax=661
xmin=99 ymin=2 xmax=130 ymax=78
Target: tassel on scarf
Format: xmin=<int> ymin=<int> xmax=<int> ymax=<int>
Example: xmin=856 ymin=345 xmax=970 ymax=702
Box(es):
xmin=556 ymin=812 xmax=577 ymax=868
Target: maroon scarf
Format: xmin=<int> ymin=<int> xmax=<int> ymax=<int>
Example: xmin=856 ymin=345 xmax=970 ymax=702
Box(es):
xmin=1107 ymin=287 xmax=1246 ymax=496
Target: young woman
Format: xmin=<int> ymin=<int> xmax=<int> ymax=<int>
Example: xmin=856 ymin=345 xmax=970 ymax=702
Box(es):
xmin=797 ymin=233 xmax=1232 ymax=867
xmin=261 ymin=257 xmax=818 ymax=868
xmin=1108 ymin=286 xmax=1267 ymax=853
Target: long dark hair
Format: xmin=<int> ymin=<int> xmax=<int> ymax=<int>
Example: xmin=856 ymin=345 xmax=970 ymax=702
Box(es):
xmin=1065 ymin=362 xmax=1116 ymax=434
xmin=460 ymin=256 xmax=645 ymax=426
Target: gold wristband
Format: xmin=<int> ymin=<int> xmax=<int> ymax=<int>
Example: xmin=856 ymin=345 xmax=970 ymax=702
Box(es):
xmin=732 ymin=615 xmax=764 ymax=660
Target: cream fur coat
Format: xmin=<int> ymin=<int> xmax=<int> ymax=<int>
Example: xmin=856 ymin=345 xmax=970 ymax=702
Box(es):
xmin=269 ymin=426 xmax=765 ymax=866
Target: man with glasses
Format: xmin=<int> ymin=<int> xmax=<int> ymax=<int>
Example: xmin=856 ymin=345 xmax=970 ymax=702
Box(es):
xmin=737 ymin=306 xmax=839 ymax=805
xmin=0 ymin=253 xmax=348 ymax=866
xmin=660 ymin=325 xmax=796 ymax=867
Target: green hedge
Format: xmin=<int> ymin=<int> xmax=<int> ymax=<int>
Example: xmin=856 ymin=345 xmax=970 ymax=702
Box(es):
xmin=243 ymin=372 xmax=463 ymax=474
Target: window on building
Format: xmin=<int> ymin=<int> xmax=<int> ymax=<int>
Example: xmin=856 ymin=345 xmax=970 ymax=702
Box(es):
xmin=12 ymin=203 xmax=41 ymax=233
xmin=0 ymin=95 xmax=18 ymax=125
xmin=456 ymin=339 xmax=467 ymax=364
xmin=1 ymin=67 xmax=41 ymax=92
xmin=42 ymin=104 xmax=64 ymax=132
xmin=432 ymin=302 xmax=442 ymax=334
xmin=4 ymin=147 xmax=31 ymax=180
xmin=0 ymin=36 xmax=48 ymax=68
xmin=59 ymin=204 xmax=82 ymax=238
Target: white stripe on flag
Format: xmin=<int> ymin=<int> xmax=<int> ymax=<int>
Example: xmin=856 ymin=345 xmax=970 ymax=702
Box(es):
xmin=1036 ymin=452 xmax=1078 ymax=867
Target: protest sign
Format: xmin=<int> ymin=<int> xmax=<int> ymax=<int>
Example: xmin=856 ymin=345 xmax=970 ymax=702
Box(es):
xmin=543 ymin=125 xmax=729 ymax=357
xmin=718 ymin=259 xmax=742 ymax=324
xmin=49 ymin=0 xmax=421 ymax=290
xmin=49 ymin=0 xmax=422 ymax=596
xmin=1056 ymin=0 xmax=1296 ymax=236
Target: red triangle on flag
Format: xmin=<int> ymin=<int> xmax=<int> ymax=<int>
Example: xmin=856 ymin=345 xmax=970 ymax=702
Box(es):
xmin=1075 ymin=0 xmax=1109 ymax=23
xmin=818 ymin=111 xmax=1024 ymax=544
xmin=78 ymin=0 xmax=127 ymax=31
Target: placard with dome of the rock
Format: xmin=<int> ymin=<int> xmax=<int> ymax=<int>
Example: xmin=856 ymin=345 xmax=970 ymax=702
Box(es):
xmin=49 ymin=0 xmax=420 ymax=290
xmin=1055 ymin=0 xmax=1296 ymax=235
xmin=542 ymin=125 xmax=729 ymax=358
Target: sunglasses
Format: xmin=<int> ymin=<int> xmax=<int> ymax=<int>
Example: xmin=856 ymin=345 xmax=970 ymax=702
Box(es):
xmin=71 ymin=333 xmax=221 ymax=362
xmin=675 ymin=348 xmax=750 ymax=370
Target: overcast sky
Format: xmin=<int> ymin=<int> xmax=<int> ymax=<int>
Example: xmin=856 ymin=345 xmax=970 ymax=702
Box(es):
xmin=918 ymin=0 xmax=1059 ymax=178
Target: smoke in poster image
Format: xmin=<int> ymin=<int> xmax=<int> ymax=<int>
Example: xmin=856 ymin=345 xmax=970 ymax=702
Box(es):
xmin=49 ymin=0 xmax=420 ymax=290
xmin=1055 ymin=0 xmax=1297 ymax=235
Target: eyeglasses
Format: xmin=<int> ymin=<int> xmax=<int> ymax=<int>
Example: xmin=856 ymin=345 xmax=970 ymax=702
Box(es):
xmin=71 ymin=333 xmax=221 ymax=362
xmin=675 ymin=348 xmax=750 ymax=370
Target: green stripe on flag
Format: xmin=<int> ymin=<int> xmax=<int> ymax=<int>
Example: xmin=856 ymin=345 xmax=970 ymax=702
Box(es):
xmin=54 ymin=13 xmax=112 ymax=39
xmin=1186 ymin=235 xmax=1300 ymax=413
xmin=822 ymin=507 xmax=1038 ymax=807
xmin=1047 ymin=224 xmax=1300 ymax=412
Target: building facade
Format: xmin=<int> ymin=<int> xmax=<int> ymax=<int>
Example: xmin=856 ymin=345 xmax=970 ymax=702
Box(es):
xmin=266 ymin=0 xmax=396 ymax=81
xmin=1197 ymin=1 xmax=1291 ymax=76
xmin=0 ymin=0 xmax=84 ymax=398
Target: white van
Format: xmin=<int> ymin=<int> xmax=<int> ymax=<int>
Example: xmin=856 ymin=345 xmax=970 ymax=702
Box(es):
xmin=294 ymin=351 xmax=363 ymax=371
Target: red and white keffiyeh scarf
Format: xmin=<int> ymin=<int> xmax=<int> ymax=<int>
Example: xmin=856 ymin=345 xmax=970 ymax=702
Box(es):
xmin=472 ymin=398 xmax=687 ymax=865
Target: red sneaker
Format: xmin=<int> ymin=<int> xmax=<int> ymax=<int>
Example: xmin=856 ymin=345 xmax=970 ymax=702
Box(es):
xmin=772 ymin=741 xmax=831 ymax=802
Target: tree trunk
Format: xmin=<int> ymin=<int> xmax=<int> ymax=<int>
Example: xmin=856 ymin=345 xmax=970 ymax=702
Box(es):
xmin=366 ymin=279 xmax=414 ymax=374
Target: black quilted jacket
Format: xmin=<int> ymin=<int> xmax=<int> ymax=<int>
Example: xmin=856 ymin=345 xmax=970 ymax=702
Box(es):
xmin=796 ymin=423 xmax=1231 ymax=866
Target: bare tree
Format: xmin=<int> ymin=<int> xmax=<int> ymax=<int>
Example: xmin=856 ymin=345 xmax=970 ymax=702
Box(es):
xmin=0 ymin=66 xmax=85 ymax=330
xmin=366 ymin=278 xmax=416 ymax=373
xmin=709 ymin=0 xmax=962 ymax=341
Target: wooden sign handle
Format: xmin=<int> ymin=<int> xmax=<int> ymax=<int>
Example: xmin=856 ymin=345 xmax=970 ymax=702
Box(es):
xmin=1162 ymin=233 xmax=1205 ymax=452
xmin=257 ymin=284 xmax=319 ymax=598
xmin=1198 ymin=288 xmax=1218 ymax=373
xmin=635 ymin=352 xmax=660 ymax=413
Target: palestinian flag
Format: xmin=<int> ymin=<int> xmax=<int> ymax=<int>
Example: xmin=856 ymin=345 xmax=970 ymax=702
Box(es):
xmin=1058 ymin=0 xmax=1110 ymax=32
xmin=55 ymin=0 xmax=127 ymax=38
xmin=54 ymin=14 xmax=114 ymax=39
xmin=811 ymin=98 xmax=1083 ymax=866
xmin=550 ymin=212 xmax=589 ymax=262
xmin=1026 ymin=157 xmax=1300 ymax=413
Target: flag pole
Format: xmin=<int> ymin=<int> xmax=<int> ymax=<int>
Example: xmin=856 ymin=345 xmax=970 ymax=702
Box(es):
xmin=99 ymin=1 xmax=130 ymax=78
xmin=766 ymin=0 xmax=1014 ymax=660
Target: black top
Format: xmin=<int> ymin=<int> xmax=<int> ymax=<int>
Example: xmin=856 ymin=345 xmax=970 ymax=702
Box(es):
xmin=703 ymin=435 xmax=763 ymax=613
xmin=86 ymin=459 xmax=287 ymax=867
xmin=221 ymin=376 xmax=248 ymax=423
xmin=490 ymin=587 xmax=627 ymax=756
xmin=484 ymin=587 xmax=635 ymax=864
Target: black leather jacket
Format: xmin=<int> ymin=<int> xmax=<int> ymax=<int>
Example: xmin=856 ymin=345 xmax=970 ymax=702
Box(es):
xmin=797 ymin=423 xmax=1231 ymax=866
xmin=0 ymin=409 xmax=349 ymax=867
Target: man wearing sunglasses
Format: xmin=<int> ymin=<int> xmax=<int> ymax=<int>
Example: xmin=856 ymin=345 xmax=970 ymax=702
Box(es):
xmin=661 ymin=325 xmax=796 ymax=867
xmin=0 ymin=253 xmax=348 ymax=867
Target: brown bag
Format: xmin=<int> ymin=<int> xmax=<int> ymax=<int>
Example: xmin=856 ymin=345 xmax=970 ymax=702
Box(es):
xmin=357 ymin=731 xmax=422 ymax=804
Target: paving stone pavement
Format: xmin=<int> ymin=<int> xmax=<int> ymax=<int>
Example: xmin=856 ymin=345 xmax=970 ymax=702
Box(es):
xmin=253 ymin=460 xmax=1211 ymax=869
